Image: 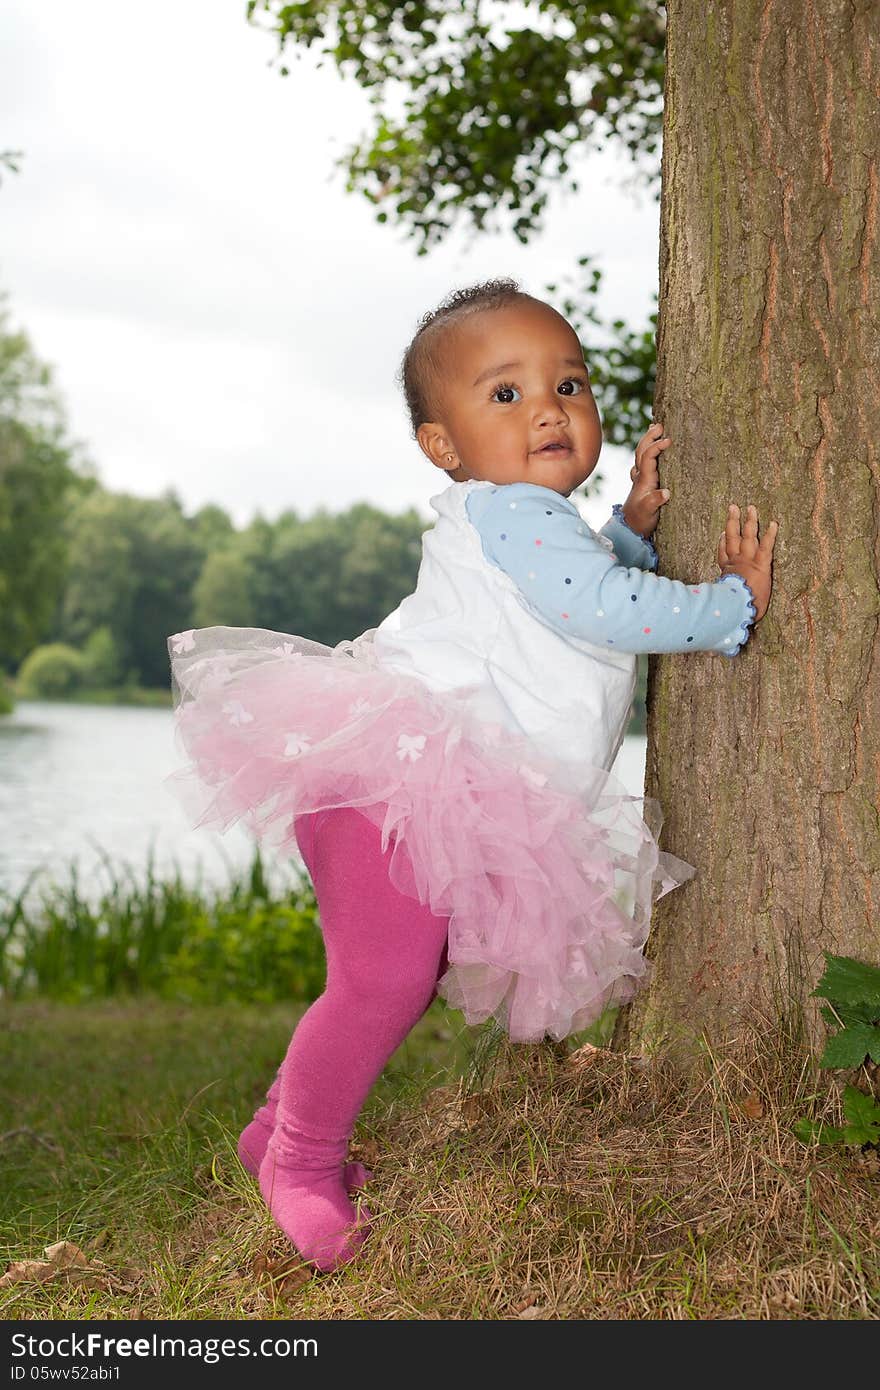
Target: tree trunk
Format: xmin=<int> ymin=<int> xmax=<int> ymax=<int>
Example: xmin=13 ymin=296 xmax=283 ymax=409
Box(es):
xmin=614 ymin=0 xmax=880 ymax=1067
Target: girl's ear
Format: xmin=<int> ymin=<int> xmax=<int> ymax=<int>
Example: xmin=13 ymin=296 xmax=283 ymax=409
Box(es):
xmin=417 ymin=422 xmax=458 ymax=473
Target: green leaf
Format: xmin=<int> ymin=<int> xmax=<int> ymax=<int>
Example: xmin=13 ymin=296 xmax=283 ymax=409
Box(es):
xmin=841 ymin=1085 xmax=880 ymax=1146
xmin=249 ymin=0 xmax=665 ymax=250
xmin=819 ymin=1023 xmax=880 ymax=1069
xmin=837 ymin=1000 xmax=879 ymax=1025
xmin=792 ymin=1117 xmax=846 ymax=1145
xmin=813 ymin=953 xmax=880 ymax=1009
xmin=792 ymin=1118 xmax=819 ymax=1143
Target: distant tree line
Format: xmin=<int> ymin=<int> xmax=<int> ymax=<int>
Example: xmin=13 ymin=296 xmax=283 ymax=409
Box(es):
xmin=0 ymin=297 xmax=79 ymax=685
xmin=0 ymin=297 xmax=425 ymax=699
xmin=39 ymin=486 xmax=427 ymax=692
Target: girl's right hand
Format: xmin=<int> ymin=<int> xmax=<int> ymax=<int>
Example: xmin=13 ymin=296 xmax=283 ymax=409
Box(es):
xmin=717 ymin=503 xmax=779 ymax=621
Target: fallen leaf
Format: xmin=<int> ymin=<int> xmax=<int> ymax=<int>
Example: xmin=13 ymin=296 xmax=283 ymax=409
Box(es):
xmin=518 ymin=1304 xmax=546 ymax=1319
xmin=251 ymin=1251 xmax=313 ymax=1296
xmin=461 ymin=1092 xmax=499 ymax=1126
xmin=740 ymin=1093 xmax=764 ymax=1120
xmin=65 ymin=1271 xmax=114 ymax=1292
xmin=277 ymin=1268 xmax=313 ymax=1296
xmin=0 ymin=1260 xmax=57 ymax=1288
xmin=0 ymin=1242 xmax=137 ymax=1293
xmin=567 ymin=1042 xmax=601 ymax=1069
xmin=264 ymin=1255 xmax=303 ymax=1280
xmin=44 ymin=1241 xmax=88 ymax=1270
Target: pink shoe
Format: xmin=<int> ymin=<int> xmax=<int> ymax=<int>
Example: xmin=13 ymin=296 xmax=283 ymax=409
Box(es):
xmin=259 ymin=1122 xmax=373 ymax=1274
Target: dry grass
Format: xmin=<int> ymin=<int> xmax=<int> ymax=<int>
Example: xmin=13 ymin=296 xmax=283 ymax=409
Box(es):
xmin=4 ymin=1002 xmax=877 ymax=1320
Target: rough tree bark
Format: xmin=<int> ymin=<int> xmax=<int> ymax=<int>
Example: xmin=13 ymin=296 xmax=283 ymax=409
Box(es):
xmin=614 ymin=0 xmax=880 ymax=1065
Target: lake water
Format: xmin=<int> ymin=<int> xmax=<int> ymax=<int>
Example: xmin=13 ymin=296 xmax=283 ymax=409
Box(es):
xmin=0 ymin=701 xmax=648 ymax=904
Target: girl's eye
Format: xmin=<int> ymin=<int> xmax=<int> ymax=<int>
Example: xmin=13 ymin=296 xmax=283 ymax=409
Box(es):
xmin=491 ymin=377 xmax=587 ymax=403
xmin=491 ymin=382 xmax=521 ymax=404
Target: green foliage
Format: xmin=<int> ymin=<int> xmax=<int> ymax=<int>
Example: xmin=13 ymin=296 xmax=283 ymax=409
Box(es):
xmin=0 ymin=295 xmax=70 ymax=437
xmin=248 ymin=1 xmax=665 ymax=250
xmin=0 ymin=421 xmax=76 ymax=668
xmin=81 ymin=625 xmax=122 ymax=688
xmin=57 ymin=490 xmax=137 ymax=657
xmin=0 ymin=846 xmax=326 ymax=1005
xmin=812 ymin=953 xmax=880 ymax=1013
xmin=16 ymin=642 xmax=88 ymax=698
xmin=0 ymin=296 xmax=85 ymax=670
xmin=191 ymin=501 xmax=237 ymax=552
xmin=794 ymin=952 xmax=880 ymax=1150
xmin=793 ymin=1085 xmax=880 ymax=1150
xmin=59 ymin=489 xmax=207 ymax=688
xmin=46 ymin=482 xmax=426 ymax=689
xmin=193 ymin=545 xmax=258 ymax=629
xmin=819 ymin=1021 xmax=880 ymax=1069
xmin=235 ymin=502 xmax=424 ymax=647
xmin=812 ymin=952 xmax=880 ymax=1071
xmin=161 ymin=897 xmax=326 ymax=1004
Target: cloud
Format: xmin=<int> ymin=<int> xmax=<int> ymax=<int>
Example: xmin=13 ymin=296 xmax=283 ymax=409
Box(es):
xmin=2 ymin=0 xmax=660 ymax=526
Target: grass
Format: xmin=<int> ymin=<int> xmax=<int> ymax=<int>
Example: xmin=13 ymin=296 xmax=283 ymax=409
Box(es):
xmin=1 ymin=997 xmax=877 ymax=1319
xmin=0 ymin=996 xmax=474 ymax=1318
xmin=6 ymin=686 xmax=170 ymax=709
xmin=0 ymin=848 xmax=326 ymax=1003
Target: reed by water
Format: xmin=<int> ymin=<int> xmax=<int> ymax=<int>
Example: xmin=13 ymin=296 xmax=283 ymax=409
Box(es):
xmin=0 ymin=844 xmax=326 ymax=1003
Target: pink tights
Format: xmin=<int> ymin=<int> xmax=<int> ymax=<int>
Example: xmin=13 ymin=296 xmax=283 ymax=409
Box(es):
xmin=241 ymin=806 xmax=451 ymax=1272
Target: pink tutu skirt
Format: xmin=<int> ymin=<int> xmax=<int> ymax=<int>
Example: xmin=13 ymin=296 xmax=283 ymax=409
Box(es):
xmin=164 ymin=624 xmax=695 ymax=1043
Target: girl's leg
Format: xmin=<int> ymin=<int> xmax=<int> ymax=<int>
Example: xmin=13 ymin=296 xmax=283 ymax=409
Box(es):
xmin=238 ymin=812 xmax=389 ymax=1189
xmin=236 ymin=811 xmax=320 ymax=1175
xmin=238 ymin=1066 xmax=374 ymax=1191
xmin=237 ymin=809 xmax=449 ymax=1175
xmin=258 ymin=806 xmax=450 ymax=1271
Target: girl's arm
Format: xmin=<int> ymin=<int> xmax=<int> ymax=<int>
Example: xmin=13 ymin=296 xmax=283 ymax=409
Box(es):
xmin=465 ymin=483 xmax=756 ymax=657
xmin=597 ymin=504 xmax=658 ymax=572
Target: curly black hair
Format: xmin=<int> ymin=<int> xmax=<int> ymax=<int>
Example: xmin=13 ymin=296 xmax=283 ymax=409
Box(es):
xmin=398 ymin=278 xmax=535 ymax=437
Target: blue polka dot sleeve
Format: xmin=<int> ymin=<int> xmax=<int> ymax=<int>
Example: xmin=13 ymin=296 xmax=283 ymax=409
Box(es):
xmin=598 ymin=504 xmax=659 ymax=572
xmin=465 ymin=482 xmax=757 ymax=657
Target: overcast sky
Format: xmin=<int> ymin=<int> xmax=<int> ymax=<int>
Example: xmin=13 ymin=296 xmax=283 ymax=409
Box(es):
xmin=2 ymin=0 xmax=661 ymax=529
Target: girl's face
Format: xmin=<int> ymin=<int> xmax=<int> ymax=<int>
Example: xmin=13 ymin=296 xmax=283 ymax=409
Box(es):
xmin=417 ymin=299 xmax=603 ymax=496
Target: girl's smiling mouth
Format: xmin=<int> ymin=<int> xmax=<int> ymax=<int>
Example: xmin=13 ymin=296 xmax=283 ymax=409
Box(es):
xmin=534 ymin=440 xmax=572 ymax=454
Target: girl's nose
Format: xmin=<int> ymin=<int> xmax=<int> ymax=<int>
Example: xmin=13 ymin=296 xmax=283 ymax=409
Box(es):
xmin=534 ymin=395 xmax=569 ymax=426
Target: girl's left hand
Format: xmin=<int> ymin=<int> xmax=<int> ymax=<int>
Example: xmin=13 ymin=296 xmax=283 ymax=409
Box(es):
xmin=622 ymin=422 xmax=672 ymax=539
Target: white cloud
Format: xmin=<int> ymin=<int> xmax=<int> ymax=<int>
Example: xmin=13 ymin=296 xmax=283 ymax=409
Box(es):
xmin=2 ymin=0 xmax=661 ymax=528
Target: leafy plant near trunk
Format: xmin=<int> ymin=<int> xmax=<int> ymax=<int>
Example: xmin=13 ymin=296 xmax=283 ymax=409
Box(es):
xmin=794 ymin=953 xmax=880 ymax=1149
